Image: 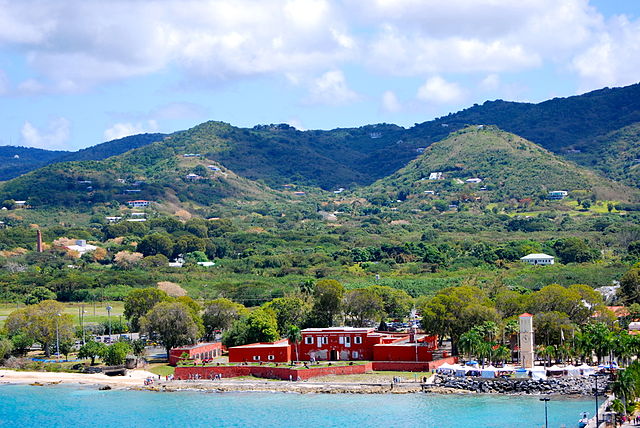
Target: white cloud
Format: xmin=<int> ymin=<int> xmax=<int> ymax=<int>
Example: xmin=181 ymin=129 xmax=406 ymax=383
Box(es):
xmin=0 ymin=0 xmax=638 ymax=100
xmin=0 ymin=0 xmax=355 ymax=92
xmin=572 ymin=15 xmax=640 ymax=91
xmin=417 ymin=76 xmax=464 ymax=104
xmin=306 ymin=70 xmax=359 ymax=105
xmin=480 ymin=74 xmax=500 ymax=91
xmin=286 ymin=118 xmax=306 ymax=131
xmin=381 ymin=90 xmax=401 ymax=112
xmin=21 ymin=117 xmax=71 ymax=150
xmin=104 ymin=120 xmax=159 ymax=141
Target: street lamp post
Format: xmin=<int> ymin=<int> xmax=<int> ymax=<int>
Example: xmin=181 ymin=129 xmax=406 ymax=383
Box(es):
xmin=81 ymin=308 xmax=87 ymax=344
xmin=106 ymin=305 xmax=112 ymax=341
xmin=55 ymin=313 xmax=61 ymax=359
xmin=539 ymin=397 xmax=550 ymax=428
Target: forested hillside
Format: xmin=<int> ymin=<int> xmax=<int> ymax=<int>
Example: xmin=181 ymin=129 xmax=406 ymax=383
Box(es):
xmin=364 ymin=126 xmax=636 ymax=206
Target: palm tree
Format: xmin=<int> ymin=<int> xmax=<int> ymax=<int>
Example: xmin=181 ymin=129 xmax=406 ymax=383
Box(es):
xmin=459 ymin=330 xmax=482 ymax=361
xmin=537 ymin=345 xmax=556 ymax=367
xmin=493 ymin=345 xmax=511 ymax=366
xmin=286 ymin=326 xmax=302 ymax=362
xmin=612 ymin=369 xmax=636 ymax=416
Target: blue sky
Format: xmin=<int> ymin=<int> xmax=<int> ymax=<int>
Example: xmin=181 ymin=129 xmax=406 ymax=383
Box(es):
xmin=0 ymin=0 xmax=639 ymax=151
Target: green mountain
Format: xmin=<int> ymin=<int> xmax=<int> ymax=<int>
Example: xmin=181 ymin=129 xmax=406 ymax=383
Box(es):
xmin=363 ymin=126 xmax=636 ymax=205
xmin=2 ymin=82 xmax=640 ymax=189
xmin=0 ymin=146 xmax=69 ymax=181
xmin=0 ymin=135 xmax=290 ymax=215
xmin=564 ymin=122 xmax=640 ymax=188
xmin=0 ymin=134 xmax=165 ymax=182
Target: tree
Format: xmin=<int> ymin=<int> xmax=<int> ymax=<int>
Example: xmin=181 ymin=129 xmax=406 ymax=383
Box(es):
xmin=124 ymin=288 xmax=170 ymax=332
xmin=140 ymin=301 xmax=199 ymax=358
xmin=78 ymin=340 xmax=107 ymax=365
xmin=287 ymin=325 xmax=302 ymax=362
xmin=416 ymin=286 xmax=499 ymax=354
xmin=552 ymin=237 xmax=600 ymax=263
xmin=0 ymin=338 xmax=13 ymax=360
xmin=103 ymin=341 xmax=132 ymax=365
xmin=222 ymin=308 xmax=279 ymax=348
xmin=137 ymin=233 xmax=174 ymax=258
xmin=131 ymin=339 xmax=146 ymax=358
xmin=309 ymin=279 xmax=345 ymax=327
xmin=24 ymin=286 xmax=57 ymax=305
xmin=203 ymin=298 xmax=247 ymax=338
xmin=114 ymin=251 xmax=144 ymax=269
xmin=5 ymin=300 xmax=74 ymax=357
xmin=10 ymin=333 xmax=33 ymax=356
xmin=343 ymin=288 xmax=384 ymax=327
xmin=262 ymin=296 xmax=311 ymax=334
xmin=368 ymin=285 xmax=412 ymax=319
xmin=620 ymin=268 xmax=640 ymax=304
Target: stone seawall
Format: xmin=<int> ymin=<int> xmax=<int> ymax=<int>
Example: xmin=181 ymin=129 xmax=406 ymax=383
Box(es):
xmin=431 ymin=374 xmax=609 ymax=395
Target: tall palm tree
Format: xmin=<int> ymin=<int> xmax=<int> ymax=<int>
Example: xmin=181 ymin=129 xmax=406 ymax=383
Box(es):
xmin=286 ymin=326 xmax=302 ymax=362
xmin=612 ymin=369 xmax=636 ymax=416
xmin=459 ymin=330 xmax=482 ymax=361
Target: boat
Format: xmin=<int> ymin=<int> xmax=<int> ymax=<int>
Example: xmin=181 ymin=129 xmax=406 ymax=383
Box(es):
xmin=578 ymin=412 xmax=589 ymax=428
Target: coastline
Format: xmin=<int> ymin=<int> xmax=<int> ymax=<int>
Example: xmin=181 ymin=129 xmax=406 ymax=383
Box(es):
xmin=0 ymin=368 xmax=597 ymax=396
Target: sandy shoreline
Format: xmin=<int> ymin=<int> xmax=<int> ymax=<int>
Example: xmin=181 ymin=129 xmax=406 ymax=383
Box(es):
xmin=0 ymin=368 xmax=444 ymax=394
xmin=0 ymin=369 xmax=587 ymax=396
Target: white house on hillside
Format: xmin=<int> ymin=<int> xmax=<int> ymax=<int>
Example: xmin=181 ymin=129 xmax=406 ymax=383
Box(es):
xmin=520 ymin=253 xmax=555 ymax=265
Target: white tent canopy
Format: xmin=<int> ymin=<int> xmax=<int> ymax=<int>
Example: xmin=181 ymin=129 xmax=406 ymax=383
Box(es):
xmin=481 ymin=365 xmax=498 ymax=378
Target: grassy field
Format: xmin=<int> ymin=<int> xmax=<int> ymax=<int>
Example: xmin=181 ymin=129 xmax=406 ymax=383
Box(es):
xmin=0 ymin=301 xmax=124 ymax=323
xmin=147 ymin=364 xmax=175 ymax=376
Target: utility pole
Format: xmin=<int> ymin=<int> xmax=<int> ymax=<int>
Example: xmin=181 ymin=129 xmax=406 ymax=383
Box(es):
xmin=55 ymin=313 xmax=61 ymax=359
xmin=107 ymin=305 xmax=112 ymax=340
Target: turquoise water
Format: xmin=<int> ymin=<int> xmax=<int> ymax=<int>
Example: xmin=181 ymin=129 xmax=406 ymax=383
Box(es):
xmin=0 ymin=385 xmax=592 ymax=428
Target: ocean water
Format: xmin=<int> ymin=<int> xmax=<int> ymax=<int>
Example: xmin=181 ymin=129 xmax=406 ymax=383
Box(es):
xmin=0 ymin=384 xmax=592 ymax=428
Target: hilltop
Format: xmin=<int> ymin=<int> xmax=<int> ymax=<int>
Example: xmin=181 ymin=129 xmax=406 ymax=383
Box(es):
xmin=1 ymin=83 xmax=640 ymax=189
xmin=363 ymin=126 xmax=636 ymax=206
xmin=0 ymin=134 xmax=292 ymax=217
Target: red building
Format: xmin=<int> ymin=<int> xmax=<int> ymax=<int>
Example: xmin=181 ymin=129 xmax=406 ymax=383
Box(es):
xmin=298 ymin=327 xmax=439 ymax=362
xmin=299 ymin=327 xmax=395 ymax=361
xmin=169 ymin=342 xmax=223 ymax=366
xmin=228 ymin=339 xmax=292 ymax=363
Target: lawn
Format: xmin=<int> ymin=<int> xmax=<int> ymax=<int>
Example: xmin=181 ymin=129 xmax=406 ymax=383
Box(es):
xmin=0 ymin=301 xmax=125 ymax=326
xmin=148 ymin=364 xmax=175 ymax=376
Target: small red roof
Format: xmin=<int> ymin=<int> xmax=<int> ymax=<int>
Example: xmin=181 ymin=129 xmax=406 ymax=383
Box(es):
xmin=519 ymin=313 xmax=533 ymax=317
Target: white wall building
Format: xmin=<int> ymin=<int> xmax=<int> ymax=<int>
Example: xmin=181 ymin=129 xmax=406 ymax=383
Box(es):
xmin=520 ymin=253 xmax=555 ymax=265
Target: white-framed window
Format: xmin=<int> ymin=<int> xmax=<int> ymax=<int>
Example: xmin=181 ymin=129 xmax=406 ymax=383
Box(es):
xmin=354 ymin=336 xmax=362 ymax=344
xmin=253 ymin=355 xmax=261 ymax=361
xmin=339 ymin=336 xmax=344 ymax=344
xmin=322 ymin=336 xmax=328 ymax=344
xmin=268 ymin=355 xmax=275 ymax=361
xmin=305 ymin=336 xmax=314 ymax=345
xmin=353 ymin=351 xmax=359 ymax=359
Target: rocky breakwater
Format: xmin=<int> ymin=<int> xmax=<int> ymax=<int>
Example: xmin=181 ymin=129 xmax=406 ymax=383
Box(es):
xmin=430 ymin=374 xmax=609 ymax=396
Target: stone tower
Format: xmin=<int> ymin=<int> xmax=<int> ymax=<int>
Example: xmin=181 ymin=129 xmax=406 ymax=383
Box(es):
xmin=36 ymin=229 xmax=43 ymax=253
xmin=519 ymin=313 xmax=534 ymax=368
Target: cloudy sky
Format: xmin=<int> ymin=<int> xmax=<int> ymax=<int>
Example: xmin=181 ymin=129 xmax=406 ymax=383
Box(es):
xmin=1 ymin=0 xmax=639 ymax=150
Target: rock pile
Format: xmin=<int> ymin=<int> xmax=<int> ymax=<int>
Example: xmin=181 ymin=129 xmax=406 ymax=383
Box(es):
xmin=431 ymin=374 xmax=609 ymax=395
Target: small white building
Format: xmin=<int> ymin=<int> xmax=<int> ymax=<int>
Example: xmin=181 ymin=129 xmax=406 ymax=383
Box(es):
xmin=520 ymin=253 xmax=555 ymax=265
xmin=428 ymin=172 xmax=443 ymax=180
xmin=466 ymin=178 xmax=482 ymax=183
xmin=548 ymin=191 xmax=568 ymax=200
xmin=127 ymin=200 xmax=150 ymax=208
xmin=66 ymin=240 xmax=98 ymax=255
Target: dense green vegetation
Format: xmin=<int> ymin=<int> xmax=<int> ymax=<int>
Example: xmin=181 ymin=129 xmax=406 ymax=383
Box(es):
xmin=365 ymin=126 xmax=635 ymax=207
